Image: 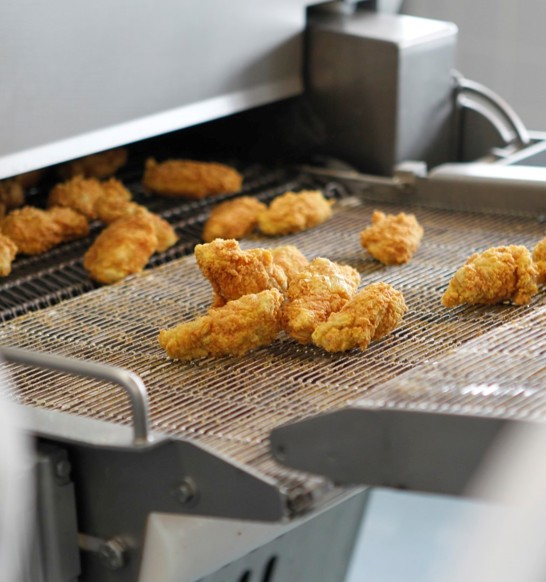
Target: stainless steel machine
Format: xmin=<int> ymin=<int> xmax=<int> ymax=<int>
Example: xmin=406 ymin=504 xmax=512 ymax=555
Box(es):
xmin=2 ymin=1 xmax=546 ymax=581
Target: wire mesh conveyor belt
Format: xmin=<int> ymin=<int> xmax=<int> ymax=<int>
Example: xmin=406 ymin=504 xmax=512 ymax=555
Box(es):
xmin=0 ymin=164 xmax=338 ymax=321
xmin=1 ymin=194 xmax=546 ymax=504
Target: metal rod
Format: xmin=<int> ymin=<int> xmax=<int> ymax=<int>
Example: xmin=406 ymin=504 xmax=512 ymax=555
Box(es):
xmin=0 ymin=346 xmax=151 ymax=446
xmin=296 ymin=165 xmax=406 ymax=189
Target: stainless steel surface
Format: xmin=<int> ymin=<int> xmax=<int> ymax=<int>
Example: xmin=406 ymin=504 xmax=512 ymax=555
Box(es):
xmin=0 ymin=0 xmax=309 ymax=179
xmin=0 ymin=347 xmax=151 ymax=446
xmin=306 ymin=11 xmax=458 ymax=174
xmin=2 ymin=192 xmax=545 ymax=509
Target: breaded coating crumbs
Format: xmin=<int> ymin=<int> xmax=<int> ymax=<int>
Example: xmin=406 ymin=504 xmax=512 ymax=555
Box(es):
xmin=143 ymin=158 xmax=243 ymax=198
xmin=360 ymin=210 xmax=424 ymax=265
xmin=0 ymin=206 xmax=89 ymax=255
xmin=158 ymin=289 xmax=284 ymax=360
xmin=282 ymin=257 xmax=361 ymax=344
xmin=270 ymin=245 xmax=309 ymax=285
xmin=0 ymin=234 xmax=17 ymax=276
xmin=312 ymin=282 xmax=407 ymax=352
xmin=257 ymin=190 xmax=334 ymax=236
xmin=442 ymin=245 xmax=538 ymax=307
xmin=532 ymin=237 xmax=546 ymax=284
xmin=194 ymin=239 xmax=288 ymax=307
xmin=202 ymin=197 xmax=266 ymax=242
xmin=83 ymin=214 xmax=158 ymax=284
xmin=48 ymin=176 xmax=105 ymax=219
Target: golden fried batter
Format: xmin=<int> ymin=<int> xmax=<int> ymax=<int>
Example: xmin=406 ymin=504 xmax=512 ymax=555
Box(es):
xmin=312 ymin=282 xmax=407 ymax=352
xmin=47 ymin=207 xmax=90 ymax=240
xmin=202 ymin=196 xmax=266 ymax=242
xmin=282 ymin=257 xmax=361 ymax=344
xmin=58 ymin=148 xmax=128 ymax=179
xmin=0 ymin=180 xmax=24 ymax=210
xmin=158 ymin=289 xmax=283 ymax=360
xmin=94 ymin=196 xmax=177 ymax=253
xmin=0 ymin=234 xmax=17 ymax=277
xmin=270 ymin=245 xmax=309 ymax=285
xmin=360 ymin=210 xmax=424 ymax=265
xmin=442 ymin=245 xmax=538 ymax=307
xmin=0 ymin=206 xmax=89 ymax=255
xmin=48 ymin=176 xmax=105 ymax=219
xmin=83 ymin=214 xmax=158 ymax=284
xmin=258 ymin=190 xmax=334 ymax=236
xmin=194 ymin=239 xmax=288 ymax=307
xmin=143 ymin=158 xmax=243 ymax=198
xmin=532 ymin=237 xmax=546 ymax=284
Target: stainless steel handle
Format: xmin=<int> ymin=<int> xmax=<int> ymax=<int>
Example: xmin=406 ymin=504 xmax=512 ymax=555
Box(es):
xmin=454 ymin=72 xmax=531 ymax=148
xmin=0 ymin=346 xmax=151 ymax=446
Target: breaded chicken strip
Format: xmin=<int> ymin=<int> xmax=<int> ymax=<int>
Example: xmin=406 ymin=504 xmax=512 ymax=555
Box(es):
xmin=58 ymin=148 xmax=128 ymax=179
xmin=360 ymin=210 xmax=424 ymax=265
xmin=0 ymin=180 xmax=24 ymax=210
xmin=202 ymin=196 xmax=266 ymax=242
xmin=258 ymin=190 xmax=334 ymax=236
xmin=532 ymin=237 xmax=546 ymax=284
xmin=94 ymin=197 xmax=177 ymax=253
xmin=194 ymin=239 xmax=288 ymax=307
xmin=159 ymin=289 xmax=283 ymax=360
xmin=312 ymin=282 xmax=407 ymax=352
xmin=1 ymin=206 xmax=89 ymax=255
xmin=442 ymin=245 xmax=538 ymax=307
xmin=48 ymin=176 xmax=105 ymax=219
xmin=270 ymin=245 xmax=309 ymax=285
xmin=143 ymin=158 xmax=243 ymax=198
xmin=83 ymin=214 xmax=158 ymax=284
xmin=282 ymin=257 xmax=361 ymax=344
xmin=0 ymin=234 xmax=17 ymax=277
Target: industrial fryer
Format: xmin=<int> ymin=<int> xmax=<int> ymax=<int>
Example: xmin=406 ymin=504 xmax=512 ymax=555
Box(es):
xmin=2 ymin=1 xmax=546 ymax=581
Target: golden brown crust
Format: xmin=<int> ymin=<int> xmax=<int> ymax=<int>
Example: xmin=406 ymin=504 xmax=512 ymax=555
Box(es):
xmin=282 ymin=257 xmax=361 ymax=344
xmin=202 ymin=197 xmax=266 ymax=242
xmin=257 ymin=190 xmax=333 ymax=236
xmin=158 ymin=289 xmax=283 ymax=360
xmin=194 ymin=239 xmax=288 ymax=307
xmin=1 ymin=206 xmax=89 ymax=255
xmin=312 ymin=282 xmax=407 ymax=352
xmin=532 ymin=237 xmax=546 ymax=285
xmin=442 ymin=245 xmax=538 ymax=307
xmin=0 ymin=234 xmax=18 ymax=277
xmin=143 ymin=158 xmax=243 ymax=198
xmin=48 ymin=176 xmax=105 ymax=219
xmin=83 ymin=215 xmax=158 ymax=284
xmin=58 ymin=148 xmax=128 ymax=179
xmin=360 ymin=210 xmax=424 ymax=265
xmin=270 ymin=245 xmax=309 ymax=285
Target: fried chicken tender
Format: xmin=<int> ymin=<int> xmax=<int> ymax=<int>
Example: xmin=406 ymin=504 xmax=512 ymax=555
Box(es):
xmin=360 ymin=210 xmax=424 ymax=265
xmin=0 ymin=180 xmax=24 ymax=210
xmin=143 ymin=158 xmax=243 ymax=198
xmin=282 ymin=257 xmax=361 ymax=344
xmin=83 ymin=214 xmax=158 ymax=284
xmin=159 ymin=289 xmax=283 ymax=360
xmin=202 ymin=196 xmax=266 ymax=242
xmin=312 ymin=282 xmax=407 ymax=352
xmin=0 ymin=206 xmax=89 ymax=255
xmin=48 ymin=176 xmax=105 ymax=219
xmin=270 ymin=245 xmax=309 ymax=285
xmin=442 ymin=245 xmax=538 ymax=307
xmin=58 ymin=148 xmax=128 ymax=179
xmin=257 ymin=190 xmax=334 ymax=236
xmin=0 ymin=234 xmax=17 ymax=277
xmin=195 ymin=239 xmax=288 ymax=307
xmin=532 ymin=237 xmax=546 ymax=284
xmin=95 ymin=197 xmax=177 ymax=253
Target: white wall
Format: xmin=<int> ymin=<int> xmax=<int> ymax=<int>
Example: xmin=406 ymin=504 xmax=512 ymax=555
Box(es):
xmin=401 ymin=0 xmax=546 ymax=130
